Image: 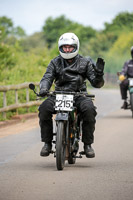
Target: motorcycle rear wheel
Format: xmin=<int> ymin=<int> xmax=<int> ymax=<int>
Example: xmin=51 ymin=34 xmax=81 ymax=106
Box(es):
xmin=56 ymin=121 xmax=66 ymax=170
xmin=66 ymin=121 xmax=76 ymax=164
xmin=68 ymin=152 xmax=76 ymax=164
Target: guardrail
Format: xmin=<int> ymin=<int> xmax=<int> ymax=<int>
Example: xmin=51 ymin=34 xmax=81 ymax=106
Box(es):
xmin=0 ymin=82 xmax=42 ymax=118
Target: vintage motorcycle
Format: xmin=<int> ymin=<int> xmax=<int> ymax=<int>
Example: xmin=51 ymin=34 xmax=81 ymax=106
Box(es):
xmin=29 ymin=83 xmax=95 ymax=170
xmin=128 ymin=78 xmax=133 ymax=117
xmin=117 ymin=72 xmax=133 ymax=118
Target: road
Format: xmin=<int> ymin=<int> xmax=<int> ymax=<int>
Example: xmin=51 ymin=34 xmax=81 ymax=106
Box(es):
xmin=0 ymin=88 xmax=133 ymax=200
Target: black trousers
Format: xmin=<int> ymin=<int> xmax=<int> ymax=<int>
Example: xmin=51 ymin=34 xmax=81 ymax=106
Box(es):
xmin=38 ymin=96 xmax=97 ymax=145
xmin=120 ymin=79 xmax=129 ymax=100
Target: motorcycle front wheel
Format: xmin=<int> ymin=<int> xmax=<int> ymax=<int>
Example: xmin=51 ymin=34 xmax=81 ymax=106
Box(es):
xmin=56 ymin=121 xmax=66 ymax=170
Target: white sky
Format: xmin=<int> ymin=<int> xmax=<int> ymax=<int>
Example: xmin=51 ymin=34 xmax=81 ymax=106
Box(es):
xmin=0 ymin=0 xmax=133 ymax=35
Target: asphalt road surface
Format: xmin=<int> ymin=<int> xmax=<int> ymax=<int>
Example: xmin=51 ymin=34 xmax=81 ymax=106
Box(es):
xmin=0 ymin=88 xmax=133 ymax=200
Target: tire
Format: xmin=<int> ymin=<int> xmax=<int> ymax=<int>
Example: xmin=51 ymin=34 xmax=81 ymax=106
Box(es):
xmin=67 ymin=126 xmax=76 ymax=164
xmin=56 ymin=121 xmax=66 ymax=170
xmin=68 ymin=153 xmax=76 ymax=164
xmin=130 ymin=93 xmax=133 ymax=118
xmin=68 ymin=137 xmax=78 ymax=164
xmin=67 ymin=134 xmax=77 ymax=164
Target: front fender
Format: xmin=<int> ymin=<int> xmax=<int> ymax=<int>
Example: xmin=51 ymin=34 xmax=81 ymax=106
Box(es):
xmin=129 ymin=87 xmax=133 ymax=94
xmin=55 ymin=113 xmax=68 ymax=121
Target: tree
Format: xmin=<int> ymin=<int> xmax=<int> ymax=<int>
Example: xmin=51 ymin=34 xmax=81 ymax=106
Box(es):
xmin=0 ymin=16 xmax=26 ymax=41
xmin=42 ymin=15 xmax=96 ymax=47
xmin=13 ymin=26 xmax=26 ymax=38
xmin=104 ymin=12 xmax=133 ymax=33
xmin=0 ymin=16 xmax=13 ymax=35
xmin=42 ymin=15 xmax=72 ymax=46
xmin=19 ymin=32 xmax=46 ymax=52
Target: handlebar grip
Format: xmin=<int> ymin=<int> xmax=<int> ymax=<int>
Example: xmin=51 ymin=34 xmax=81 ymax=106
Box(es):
xmin=86 ymin=94 xmax=95 ymax=98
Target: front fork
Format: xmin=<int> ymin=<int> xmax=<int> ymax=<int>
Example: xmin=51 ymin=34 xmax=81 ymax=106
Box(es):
xmin=53 ymin=111 xmax=80 ymax=158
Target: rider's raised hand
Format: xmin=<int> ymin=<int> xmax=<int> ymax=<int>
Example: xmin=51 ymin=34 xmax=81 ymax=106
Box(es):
xmin=39 ymin=89 xmax=48 ymax=97
xmin=95 ymin=58 xmax=105 ymax=73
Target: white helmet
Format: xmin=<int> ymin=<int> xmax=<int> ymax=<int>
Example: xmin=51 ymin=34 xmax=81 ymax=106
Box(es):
xmin=58 ymin=32 xmax=80 ymax=59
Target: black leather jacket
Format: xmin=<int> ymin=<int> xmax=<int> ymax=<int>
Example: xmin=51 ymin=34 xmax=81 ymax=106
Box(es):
xmin=121 ymin=59 xmax=133 ymax=78
xmin=40 ymin=54 xmax=104 ymax=92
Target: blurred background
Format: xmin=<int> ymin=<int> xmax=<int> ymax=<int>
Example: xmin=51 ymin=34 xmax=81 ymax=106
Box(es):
xmin=0 ymin=0 xmax=133 ymax=119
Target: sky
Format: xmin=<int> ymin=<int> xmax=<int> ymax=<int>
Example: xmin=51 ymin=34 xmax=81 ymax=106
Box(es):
xmin=0 ymin=0 xmax=133 ymax=35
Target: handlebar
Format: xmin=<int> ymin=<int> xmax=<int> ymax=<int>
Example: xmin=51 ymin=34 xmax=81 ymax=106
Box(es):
xmin=29 ymin=83 xmax=95 ymax=98
xmin=51 ymin=91 xmax=94 ymax=97
xmin=39 ymin=91 xmax=95 ymax=98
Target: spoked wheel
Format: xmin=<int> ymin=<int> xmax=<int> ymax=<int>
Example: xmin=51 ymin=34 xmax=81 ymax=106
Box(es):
xmin=67 ymin=130 xmax=77 ymax=165
xmin=68 ymin=116 xmax=80 ymax=165
xmin=68 ymin=139 xmax=78 ymax=164
xmin=130 ymin=93 xmax=133 ymax=118
xmin=65 ymin=120 xmax=76 ymax=165
xmin=56 ymin=121 xmax=66 ymax=170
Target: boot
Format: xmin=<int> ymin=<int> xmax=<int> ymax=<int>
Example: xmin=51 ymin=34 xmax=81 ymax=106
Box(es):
xmin=84 ymin=144 xmax=95 ymax=158
xmin=40 ymin=143 xmax=52 ymax=157
xmin=121 ymin=101 xmax=128 ymax=109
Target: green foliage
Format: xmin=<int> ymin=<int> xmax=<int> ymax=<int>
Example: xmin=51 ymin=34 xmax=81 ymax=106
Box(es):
xmin=13 ymin=26 xmax=26 ymax=38
xmin=104 ymin=12 xmax=133 ymax=33
xmin=0 ymin=48 xmax=50 ymax=85
xmin=104 ymin=32 xmax=133 ymax=74
xmin=19 ymin=32 xmax=45 ymax=52
xmin=0 ymin=16 xmax=26 ymax=41
xmin=43 ymin=15 xmax=72 ymax=46
xmin=0 ymin=43 xmax=17 ymax=72
xmin=0 ymin=26 xmax=6 ymax=41
xmin=81 ymin=32 xmax=117 ymax=59
xmin=108 ymin=32 xmax=133 ymax=56
xmin=77 ymin=25 xmax=96 ymax=45
xmin=0 ymin=16 xmax=13 ymax=35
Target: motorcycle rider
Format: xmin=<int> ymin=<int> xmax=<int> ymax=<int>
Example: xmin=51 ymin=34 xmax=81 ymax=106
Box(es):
xmin=118 ymin=46 xmax=133 ymax=109
xmin=39 ymin=32 xmax=105 ymax=158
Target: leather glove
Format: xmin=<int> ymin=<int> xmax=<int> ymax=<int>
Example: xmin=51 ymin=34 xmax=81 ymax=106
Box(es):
xmin=39 ymin=89 xmax=48 ymax=97
xmin=95 ymin=58 xmax=105 ymax=73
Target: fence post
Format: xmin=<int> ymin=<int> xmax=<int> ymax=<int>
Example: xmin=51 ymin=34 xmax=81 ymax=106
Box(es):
xmin=37 ymin=85 xmax=39 ymax=93
xmin=26 ymin=88 xmax=29 ymax=113
xmin=3 ymin=92 xmax=7 ymax=119
xmin=15 ymin=89 xmax=18 ymax=115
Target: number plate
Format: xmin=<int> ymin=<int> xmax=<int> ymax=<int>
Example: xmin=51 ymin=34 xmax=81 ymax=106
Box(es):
xmin=129 ymin=79 xmax=133 ymax=86
xmin=55 ymin=94 xmax=74 ymax=111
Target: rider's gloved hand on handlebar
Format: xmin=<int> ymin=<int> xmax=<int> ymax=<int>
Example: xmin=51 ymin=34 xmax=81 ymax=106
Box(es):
xmin=39 ymin=89 xmax=48 ymax=97
xmin=95 ymin=58 xmax=105 ymax=74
